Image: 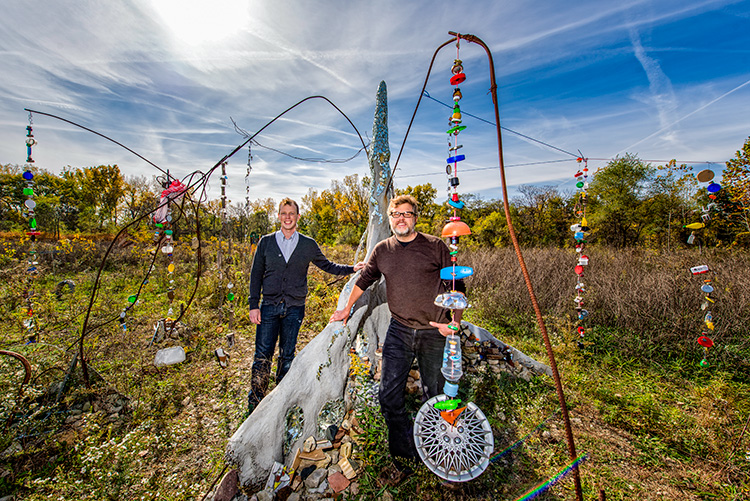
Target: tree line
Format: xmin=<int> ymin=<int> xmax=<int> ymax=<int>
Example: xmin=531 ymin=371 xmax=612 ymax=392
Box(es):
xmin=2 ymin=136 xmax=749 ymax=249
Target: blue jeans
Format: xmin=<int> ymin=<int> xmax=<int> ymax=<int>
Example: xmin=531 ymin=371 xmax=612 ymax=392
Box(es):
xmin=248 ymin=302 xmax=305 ymax=409
xmin=379 ymin=318 xmax=446 ymax=467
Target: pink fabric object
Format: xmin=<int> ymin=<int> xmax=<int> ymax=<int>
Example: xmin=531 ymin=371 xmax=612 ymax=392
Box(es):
xmin=153 ymin=180 xmax=188 ymax=223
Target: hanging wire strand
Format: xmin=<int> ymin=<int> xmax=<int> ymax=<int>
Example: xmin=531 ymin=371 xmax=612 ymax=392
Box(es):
xmin=231 ymin=117 xmax=369 ymax=163
xmin=23 ymin=108 xmax=168 ymax=176
xmin=422 ymin=91 xmax=580 ymax=158
xmin=250 ymin=139 xmax=369 ymax=163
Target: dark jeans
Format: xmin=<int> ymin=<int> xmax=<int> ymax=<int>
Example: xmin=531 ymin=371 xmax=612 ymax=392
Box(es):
xmin=379 ymin=318 xmax=446 ymax=467
xmin=248 ymin=302 xmax=305 ymax=409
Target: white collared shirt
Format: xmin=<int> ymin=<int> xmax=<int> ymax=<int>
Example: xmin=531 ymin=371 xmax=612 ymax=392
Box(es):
xmin=275 ymin=230 xmax=299 ymax=262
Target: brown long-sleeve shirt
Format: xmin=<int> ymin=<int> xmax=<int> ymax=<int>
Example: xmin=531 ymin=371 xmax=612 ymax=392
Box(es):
xmin=355 ymin=232 xmax=465 ymax=330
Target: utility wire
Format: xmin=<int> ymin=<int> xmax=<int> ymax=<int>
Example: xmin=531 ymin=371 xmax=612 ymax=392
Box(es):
xmin=397 ymin=159 xmax=573 ymax=178
xmin=422 ymin=91 xmax=580 ymax=158
xmin=423 ymin=94 xmax=724 ymax=167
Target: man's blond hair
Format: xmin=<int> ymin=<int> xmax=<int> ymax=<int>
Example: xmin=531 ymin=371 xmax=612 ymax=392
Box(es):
xmin=388 ymin=194 xmax=418 ymax=217
xmin=278 ymin=197 xmax=299 ymax=214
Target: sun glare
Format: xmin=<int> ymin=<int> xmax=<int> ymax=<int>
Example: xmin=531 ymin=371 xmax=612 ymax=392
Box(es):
xmin=149 ymin=0 xmax=250 ymax=47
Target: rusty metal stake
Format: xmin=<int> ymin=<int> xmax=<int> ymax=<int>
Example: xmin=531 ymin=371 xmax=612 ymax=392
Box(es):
xmin=449 ymin=30 xmax=584 ymax=501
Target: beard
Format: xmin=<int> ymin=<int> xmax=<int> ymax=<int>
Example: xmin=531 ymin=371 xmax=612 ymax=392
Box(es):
xmin=392 ymin=223 xmax=415 ymax=237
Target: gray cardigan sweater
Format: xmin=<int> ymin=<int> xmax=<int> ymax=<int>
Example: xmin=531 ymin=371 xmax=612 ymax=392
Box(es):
xmin=248 ymin=233 xmax=354 ymax=309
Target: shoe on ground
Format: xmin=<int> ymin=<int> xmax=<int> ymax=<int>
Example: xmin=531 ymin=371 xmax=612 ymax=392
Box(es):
xmin=377 ymin=465 xmax=411 ymax=488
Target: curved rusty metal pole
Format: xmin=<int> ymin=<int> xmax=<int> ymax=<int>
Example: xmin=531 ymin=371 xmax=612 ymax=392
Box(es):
xmin=0 ymin=350 xmax=32 ymax=397
xmin=450 ymin=31 xmax=583 ymax=500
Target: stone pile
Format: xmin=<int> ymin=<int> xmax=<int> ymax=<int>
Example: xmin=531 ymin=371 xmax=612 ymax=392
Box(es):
xmin=212 ymin=410 xmax=366 ymax=501
xmin=216 ymin=322 xmax=550 ymax=500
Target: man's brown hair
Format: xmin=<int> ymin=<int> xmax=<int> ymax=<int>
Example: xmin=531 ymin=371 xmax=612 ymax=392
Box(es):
xmin=278 ymin=198 xmax=299 ymax=214
xmin=388 ymin=194 xmax=418 ymax=217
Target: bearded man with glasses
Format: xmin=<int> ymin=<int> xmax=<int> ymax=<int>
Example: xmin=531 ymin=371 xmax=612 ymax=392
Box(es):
xmin=247 ymin=197 xmax=365 ymax=414
xmin=331 ymin=194 xmax=465 ymax=480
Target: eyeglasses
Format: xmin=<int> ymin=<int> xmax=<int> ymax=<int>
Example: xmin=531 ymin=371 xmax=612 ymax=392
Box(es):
xmin=389 ymin=211 xmax=416 ymax=219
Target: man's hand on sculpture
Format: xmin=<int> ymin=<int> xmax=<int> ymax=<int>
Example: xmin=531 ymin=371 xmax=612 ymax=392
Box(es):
xmin=249 ymin=308 xmax=261 ymax=325
xmin=330 ymin=308 xmax=350 ymax=325
xmin=353 ymin=261 xmax=366 ymax=272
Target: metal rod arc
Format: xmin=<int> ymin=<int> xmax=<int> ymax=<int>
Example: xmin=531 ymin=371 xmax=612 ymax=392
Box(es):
xmin=449 ymin=30 xmax=584 ymax=501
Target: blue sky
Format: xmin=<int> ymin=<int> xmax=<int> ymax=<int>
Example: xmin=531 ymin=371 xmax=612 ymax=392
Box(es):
xmin=1 ymin=0 xmax=749 ymax=208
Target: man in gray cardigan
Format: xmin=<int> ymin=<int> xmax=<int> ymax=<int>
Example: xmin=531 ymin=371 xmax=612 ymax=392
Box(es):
xmin=247 ymin=198 xmax=365 ymax=413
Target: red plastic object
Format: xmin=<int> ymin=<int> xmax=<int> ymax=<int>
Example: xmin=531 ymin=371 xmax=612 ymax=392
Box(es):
xmin=697 ymin=336 xmax=714 ymax=348
xmin=450 ymin=73 xmax=466 ymax=85
xmin=574 ymin=265 xmax=584 ymax=276
xmin=441 ymin=220 xmax=471 ymax=237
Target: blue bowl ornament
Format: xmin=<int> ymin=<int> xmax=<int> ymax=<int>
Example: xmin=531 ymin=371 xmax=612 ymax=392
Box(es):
xmin=440 ymin=265 xmax=473 ymax=280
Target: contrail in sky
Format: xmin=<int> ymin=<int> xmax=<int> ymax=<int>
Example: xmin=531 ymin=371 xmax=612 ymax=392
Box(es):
xmin=616 ymin=77 xmax=750 ymax=156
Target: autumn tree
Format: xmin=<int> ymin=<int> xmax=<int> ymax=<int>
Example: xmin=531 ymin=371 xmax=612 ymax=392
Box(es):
xmin=646 ymin=161 xmax=698 ymax=249
xmin=511 ymin=185 xmax=570 ymax=247
xmin=587 ymin=154 xmax=655 ymax=247
xmin=722 ymin=136 xmax=750 ymax=232
xmin=396 ymin=183 xmax=440 ymax=234
xmin=121 ymin=175 xmax=158 ymax=223
xmin=302 ymin=175 xmax=370 ymax=245
xmin=61 ymin=164 xmax=125 ymax=231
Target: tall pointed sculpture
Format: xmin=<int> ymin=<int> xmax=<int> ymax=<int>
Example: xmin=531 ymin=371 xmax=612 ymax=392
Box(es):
xmin=365 ymin=81 xmax=394 ymax=257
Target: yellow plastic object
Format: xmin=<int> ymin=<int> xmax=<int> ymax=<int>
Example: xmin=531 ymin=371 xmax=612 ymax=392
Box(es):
xmin=441 ymin=220 xmax=471 ymax=237
xmin=684 ymin=222 xmax=705 ymax=230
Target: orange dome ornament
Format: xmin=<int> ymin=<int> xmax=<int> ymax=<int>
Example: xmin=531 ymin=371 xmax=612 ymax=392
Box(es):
xmin=441 ymin=220 xmax=471 ymax=238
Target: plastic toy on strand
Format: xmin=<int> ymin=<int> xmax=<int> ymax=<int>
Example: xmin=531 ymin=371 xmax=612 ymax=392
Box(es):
xmin=152 ymin=179 xmax=188 ymax=337
xmin=413 ymin=39 xmax=493 ymax=483
xmin=685 ymin=168 xmax=720 ymax=245
xmin=686 ymin=168 xmax=721 ymax=366
xmin=571 ymin=157 xmax=590 ymax=349
xmin=22 ymin=113 xmax=40 ymax=344
xmin=690 ymin=263 xmax=717 ymax=367
xmin=216 ymin=161 xmax=236 ymax=368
